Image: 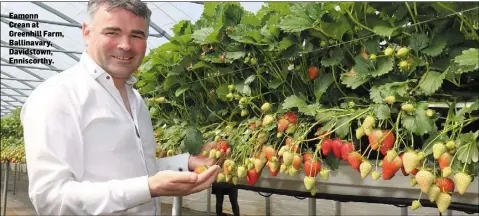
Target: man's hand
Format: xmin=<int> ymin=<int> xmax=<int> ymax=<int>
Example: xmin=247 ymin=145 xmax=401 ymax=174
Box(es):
xmin=148 ymin=165 xmax=220 ymax=197
xmin=188 ymin=141 xmax=231 ymax=171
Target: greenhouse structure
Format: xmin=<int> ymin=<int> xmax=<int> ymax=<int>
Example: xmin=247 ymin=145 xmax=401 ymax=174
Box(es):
xmin=1 ymin=1 xmax=478 ymax=216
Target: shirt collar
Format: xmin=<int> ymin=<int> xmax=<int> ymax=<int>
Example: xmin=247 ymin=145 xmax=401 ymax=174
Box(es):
xmin=80 ymin=51 xmax=137 ymax=85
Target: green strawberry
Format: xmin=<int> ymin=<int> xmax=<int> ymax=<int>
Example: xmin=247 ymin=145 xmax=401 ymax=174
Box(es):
xmin=453 ymin=172 xmax=472 ymax=195
xmin=442 ymin=166 xmax=452 ymax=178
xmin=360 ymin=161 xmax=373 ymax=179
xmin=402 ymin=150 xmax=420 ymax=174
xmin=401 ymin=104 xmax=415 ymax=112
xmin=416 ymin=170 xmax=435 ymax=193
xmin=411 ymin=200 xmax=421 ymax=210
xmin=384 ymin=95 xmax=396 ymax=104
xmin=445 ymin=140 xmax=455 ymax=150
xmin=410 ymin=177 xmax=417 ymax=187
xmin=304 ymin=176 xmax=315 ymax=190
xmin=396 ymin=47 xmax=409 ymax=58
xmin=428 ymin=184 xmax=440 ymax=202
xmin=261 ymin=103 xmax=271 ymax=113
xmin=320 ymin=168 xmax=330 ymax=181
xmin=436 ymin=192 xmax=452 ymax=213
xmin=433 ymin=142 xmax=447 ymax=159
xmin=371 ymin=171 xmax=381 ymax=180
xmin=384 ymin=47 xmax=394 ymax=56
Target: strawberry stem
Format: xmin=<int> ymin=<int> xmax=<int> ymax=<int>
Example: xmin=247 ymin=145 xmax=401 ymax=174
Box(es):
xmin=393 ymin=111 xmax=403 ymax=150
xmin=461 ymin=142 xmax=472 ymax=172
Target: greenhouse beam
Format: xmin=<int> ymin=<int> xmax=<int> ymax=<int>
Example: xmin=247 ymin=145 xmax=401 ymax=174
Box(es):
xmin=1 ymin=13 xmax=81 ymax=28
xmin=149 ymin=22 xmax=171 ymax=40
xmin=1 ymin=17 xmax=80 ymax=62
xmin=1 ymin=64 xmax=64 ymax=72
xmin=1 ymin=57 xmax=48 ymax=80
xmin=0 ymin=93 xmax=26 ymax=104
xmin=1 ymin=71 xmax=38 ymax=89
xmin=1 ymin=77 xmax=46 ymax=83
xmin=1 ymin=84 xmax=29 ymax=98
xmin=1 ymin=44 xmax=83 ymax=55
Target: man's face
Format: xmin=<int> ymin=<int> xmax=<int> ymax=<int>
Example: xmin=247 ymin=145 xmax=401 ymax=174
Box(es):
xmin=82 ymin=4 xmax=147 ymax=80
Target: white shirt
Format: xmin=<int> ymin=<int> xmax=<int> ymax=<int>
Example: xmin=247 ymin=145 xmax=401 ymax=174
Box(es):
xmin=20 ymin=52 xmax=190 ymax=215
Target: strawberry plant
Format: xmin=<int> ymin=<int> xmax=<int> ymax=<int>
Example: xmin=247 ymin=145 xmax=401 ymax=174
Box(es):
xmin=1 ymin=108 xmax=26 ymax=164
xmin=137 ymin=2 xmax=479 ymax=213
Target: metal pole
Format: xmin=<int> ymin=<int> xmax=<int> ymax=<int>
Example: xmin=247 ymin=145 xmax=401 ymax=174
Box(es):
xmin=447 ymin=209 xmax=453 ymax=216
xmin=172 ymin=196 xmax=182 ymax=216
xmin=206 ymin=187 xmax=211 ymax=215
xmin=308 ymin=198 xmax=316 ymax=216
xmin=401 ymin=206 xmax=407 ymax=216
xmin=2 ymin=161 xmax=10 ymax=216
xmin=1 ymin=64 xmax=64 ymax=72
xmin=0 ymin=44 xmax=83 ymax=54
xmin=265 ymin=195 xmax=271 ymax=216
xmin=13 ymin=164 xmax=17 ymax=195
xmin=335 ymin=201 xmax=341 ymax=216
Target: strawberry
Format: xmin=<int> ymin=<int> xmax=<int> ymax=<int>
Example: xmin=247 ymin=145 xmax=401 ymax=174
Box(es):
xmin=382 ymin=156 xmax=402 ymax=180
xmin=304 ymin=159 xmax=321 ymax=177
xmin=436 ymin=192 xmax=452 ymax=213
xmin=304 ymin=176 xmax=316 ymax=190
xmin=386 ymin=149 xmax=398 ymax=163
xmin=322 ymin=139 xmax=334 ymax=156
xmin=401 ymin=103 xmax=415 ymax=112
xmin=246 ymin=169 xmax=260 ymax=185
xmin=283 ymin=112 xmax=297 ymax=124
xmin=292 ymin=154 xmax=302 ymax=170
xmin=410 ymin=177 xmax=417 ymax=187
xmin=277 ymin=118 xmax=290 ymax=132
xmin=356 ymin=127 xmax=365 ymax=139
xmin=285 ymin=136 xmax=293 ymax=146
xmin=217 ymin=173 xmax=226 ymax=182
xmin=442 ymin=166 xmax=452 ymax=178
xmin=340 ymin=141 xmax=354 ymax=161
xmin=435 ymin=177 xmax=454 ymax=193
xmin=254 ymin=158 xmax=264 ymax=173
xmin=278 ymin=146 xmax=287 ymax=157
xmin=416 ymin=170 xmax=435 ymax=193
xmin=308 ymin=66 xmax=319 ymax=80
xmin=360 ymin=160 xmax=373 ymax=179
xmin=437 ymin=152 xmax=451 ymax=170
xmin=411 ymin=200 xmax=421 ymax=210
xmin=453 ymin=172 xmax=472 ymax=195
xmin=428 ymin=184 xmax=441 ymax=202
xmin=302 ymin=152 xmax=315 ymax=163
xmin=262 ymin=145 xmax=276 ymax=162
xmin=379 ymin=130 xmax=395 ymax=155
xmin=288 ymin=166 xmax=299 ymax=176
xmin=261 ymin=102 xmax=271 ymax=113
xmin=402 ymin=150 xmax=420 ymax=174
xmin=279 ymin=164 xmax=287 ymax=173
xmin=396 ymin=47 xmax=409 ymax=58
xmin=237 ymin=166 xmax=246 ymax=178
xmin=347 ymin=151 xmax=362 ymax=171
xmin=384 ymin=47 xmax=394 ymax=56
xmin=384 ymin=96 xmax=396 ymax=105
xmin=262 ymin=114 xmax=275 ymax=126
xmin=248 ymin=122 xmax=257 ymax=129
xmin=216 ymin=140 xmax=229 ymax=152
xmin=266 ymin=161 xmax=280 ymax=176
xmin=283 ymin=151 xmax=293 ymax=166
xmin=223 ymin=160 xmax=235 ymax=175
xmin=194 ymin=165 xmax=207 ymax=174
xmin=371 ymin=171 xmax=381 ymax=180
xmin=319 ymin=168 xmax=329 ymax=181
xmin=362 ymin=115 xmax=376 ymax=129
xmin=256 ymin=132 xmax=268 ymax=145
xmin=433 ymin=142 xmax=447 ymax=159
xmin=445 ymin=140 xmax=455 ymax=150
xmin=332 ymin=138 xmax=343 ymax=159
xmin=368 ymin=129 xmax=384 ymax=150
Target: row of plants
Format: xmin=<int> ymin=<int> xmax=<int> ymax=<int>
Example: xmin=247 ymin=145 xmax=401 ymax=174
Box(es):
xmin=137 ymin=2 xmax=479 ymax=213
xmin=0 ymin=108 xmax=26 ymax=164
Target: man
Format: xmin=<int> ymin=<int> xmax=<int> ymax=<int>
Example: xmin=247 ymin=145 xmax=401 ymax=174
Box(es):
xmin=20 ymin=0 xmax=225 ymax=215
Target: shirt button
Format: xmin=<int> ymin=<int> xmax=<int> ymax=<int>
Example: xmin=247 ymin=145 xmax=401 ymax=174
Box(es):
xmin=178 ymin=168 xmax=183 ymax=172
xmin=106 ymin=76 xmax=110 ymax=79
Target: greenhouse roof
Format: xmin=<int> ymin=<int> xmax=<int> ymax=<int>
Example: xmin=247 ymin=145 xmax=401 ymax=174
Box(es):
xmin=0 ymin=1 xmax=264 ymax=116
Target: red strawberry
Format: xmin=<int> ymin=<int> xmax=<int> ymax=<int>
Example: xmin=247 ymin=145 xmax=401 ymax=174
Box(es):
xmin=285 ymin=136 xmax=294 ymax=146
xmin=379 ymin=130 xmax=395 ymax=155
xmin=347 ymin=151 xmax=362 ymax=171
xmin=289 ymin=143 xmax=300 ymax=153
xmin=304 ymin=159 xmax=321 ymax=177
xmin=399 ymin=152 xmax=419 ymax=176
xmin=277 ymin=118 xmax=290 ymax=132
xmin=332 ymin=138 xmax=343 ymax=159
xmin=283 ymin=112 xmax=297 ymax=124
xmin=292 ymin=154 xmax=302 ymax=170
xmin=249 ymin=122 xmax=257 ymax=129
xmin=340 ymin=141 xmax=354 ymax=161
xmin=246 ymin=168 xmax=260 ymax=185
xmin=435 ymin=177 xmax=454 ymax=193
xmin=382 ymin=156 xmax=402 ymax=180
xmin=262 ymin=145 xmax=276 ymax=162
xmin=368 ymin=129 xmax=384 ymax=150
xmin=216 ymin=140 xmax=229 ymax=152
xmin=308 ymin=66 xmax=319 ymax=80
xmin=302 ymin=152 xmax=315 ymax=163
xmin=438 ymin=152 xmax=452 ymax=170
xmin=322 ymin=139 xmax=333 ymax=156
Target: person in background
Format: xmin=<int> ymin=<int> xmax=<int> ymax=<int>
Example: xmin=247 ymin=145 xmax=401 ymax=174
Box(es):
xmin=20 ymin=0 xmax=228 ymax=215
xmin=212 ymin=181 xmax=240 ymax=216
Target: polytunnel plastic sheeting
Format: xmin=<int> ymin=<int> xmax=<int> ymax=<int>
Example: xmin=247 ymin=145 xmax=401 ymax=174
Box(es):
xmin=0 ymin=1 xmax=265 ymax=116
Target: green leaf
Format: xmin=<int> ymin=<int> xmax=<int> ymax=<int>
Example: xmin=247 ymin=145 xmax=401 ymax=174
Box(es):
xmin=335 ymin=117 xmax=351 ymax=139
xmin=370 ymin=57 xmax=394 ymax=77
xmin=175 ymin=86 xmax=190 ymax=97
xmin=453 ymin=100 xmax=479 ymax=122
xmin=279 ymin=15 xmax=313 ymax=32
xmin=454 ymin=48 xmax=479 ymax=73
xmin=184 ymin=126 xmax=204 ymax=155
xmin=422 ymin=39 xmax=446 ymax=57
xmin=279 ymin=37 xmax=295 ymax=50
xmin=244 ymin=75 xmax=256 ymax=85
xmin=341 ymin=74 xmax=369 ymax=89
xmin=364 ymin=39 xmax=380 ymax=54
xmin=324 ymin=153 xmax=340 ymax=170
xmin=321 ymin=47 xmax=344 ymax=67
xmin=320 ymin=14 xmax=351 ymax=40
xmin=409 ymin=33 xmax=429 ymax=51
xmin=418 ymin=71 xmax=445 ymax=95
xmin=401 ymin=106 xmax=436 ymax=135
xmin=373 ymin=25 xmax=397 ymax=37
xmin=216 ymin=84 xmax=229 ymax=101
xmin=241 ymin=13 xmax=261 ymax=27
xmin=369 ymin=81 xmax=409 ymax=104
xmin=314 ymin=72 xmax=334 ymax=101
xmin=235 ymin=83 xmax=252 ymax=96
xmin=268 ymin=78 xmax=284 ymax=90
xmin=163 ymin=75 xmax=179 ymax=91
xmin=225 ymin=51 xmax=246 ymax=62
xmin=298 ymin=103 xmax=321 ymax=116
xmin=192 ymin=27 xmax=218 ymax=45
xmin=374 ymin=104 xmax=391 ymax=120
xmin=282 ymin=95 xmax=307 ymax=110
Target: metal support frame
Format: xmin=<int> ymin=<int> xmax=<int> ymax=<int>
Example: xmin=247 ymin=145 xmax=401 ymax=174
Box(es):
xmin=1 ymin=44 xmax=83 ymax=55
xmin=13 ymin=164 xmax=18 ymax=195
xmin=265 ymin=195 xmax=271 ymax=216
xmin=172 ymin=196 xmax=182 ymax=216
xmin=2 ymin=63 xmax=64 ymax=72
xmin=1 ymin=13 xmax=81 ymax=28
xmin=308 ymin=198 xmax=316 ymax=216
xmin=1 ymin=77 xmax=44 ymax=83
xmin=1 ymin=40 xmax=63 ymax=70
xmin=206 ymin=188 xmax=211 ymax=215
xmin=401 ymin=206 xmax=407 ymax=216
xmin=335 ymin=201 xmax=341 ymax=216
xmin=2 ymin=161 xmax=10 ymax=216
xmin=2 ymin=58 xmax=48 ymax=80
xmin=1 ymin=70 xmax=39 ymax=89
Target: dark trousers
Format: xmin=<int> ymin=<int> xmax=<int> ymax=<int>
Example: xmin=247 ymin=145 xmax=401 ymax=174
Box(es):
xmin=215 ymin=187 xmax=240 ymax=216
